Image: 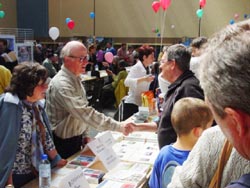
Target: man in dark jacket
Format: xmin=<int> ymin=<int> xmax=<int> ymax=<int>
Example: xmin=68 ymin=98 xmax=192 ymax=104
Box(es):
xmin=132 ymin=44 xmax=204 ymax=149
xmin=157 ymin=44 xmax=204 ymax=148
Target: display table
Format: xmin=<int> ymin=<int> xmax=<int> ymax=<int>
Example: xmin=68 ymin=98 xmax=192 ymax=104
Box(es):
xmin=22 ymin=131 xmax=158 ymax=188
xmin=22 ymin=149 xmax=103 ymax=188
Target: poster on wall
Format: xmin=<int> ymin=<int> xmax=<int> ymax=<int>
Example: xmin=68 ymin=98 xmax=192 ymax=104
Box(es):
xmin=15 ymin=43 xmax=34 ymax=63
xmin=0 ymin=34 xmax=16 ymax=52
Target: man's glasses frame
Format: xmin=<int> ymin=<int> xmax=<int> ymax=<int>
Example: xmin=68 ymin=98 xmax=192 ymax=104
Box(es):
xmin=160 ymin=59 xmax=174 ymax=64
xmin=68 ymin=55 xmax=88 ymax=62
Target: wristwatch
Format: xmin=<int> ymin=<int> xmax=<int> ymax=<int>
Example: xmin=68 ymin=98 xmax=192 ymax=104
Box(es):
xmin=5 ymin=184 xmax=14 ymax=188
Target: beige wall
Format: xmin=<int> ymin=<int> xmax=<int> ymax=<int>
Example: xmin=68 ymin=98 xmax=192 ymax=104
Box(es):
xmin=49 ymin=0 xmax=93 ymax=38
xmin=49 ymin=0 xmax=250 ymax=39
xmin=1 ymin=0 xmax=250 ymax=39
xmin=0 ymin=0 xmax=17 ymax=28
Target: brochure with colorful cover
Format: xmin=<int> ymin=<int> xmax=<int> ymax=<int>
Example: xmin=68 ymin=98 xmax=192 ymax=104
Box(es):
xmin=66 ymin=155 xmax=96 ymax=168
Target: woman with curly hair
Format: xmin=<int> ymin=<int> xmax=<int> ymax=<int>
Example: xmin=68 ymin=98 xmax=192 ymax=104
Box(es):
xmin=0 ymin=62 xmax=67 ymax=188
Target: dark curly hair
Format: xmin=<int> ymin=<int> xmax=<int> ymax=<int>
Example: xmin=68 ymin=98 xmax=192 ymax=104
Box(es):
xmin=5 ymin=62 xmax=48 ymax=100
xmin=138 ymin=45 xmax=155 ymax=62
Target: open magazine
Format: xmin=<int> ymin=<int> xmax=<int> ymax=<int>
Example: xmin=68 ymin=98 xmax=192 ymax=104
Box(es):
xmin=112 ymin=140 xmax=159 ymax=164
xmin=102 ymin=161 xmax=151 ymax=187
xmin=1 ymin=51 xmax=17 ymax=62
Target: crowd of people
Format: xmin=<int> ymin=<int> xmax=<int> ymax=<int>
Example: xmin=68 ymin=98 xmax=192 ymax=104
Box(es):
xmin=1 ymin=19 xmax=250 ymax=188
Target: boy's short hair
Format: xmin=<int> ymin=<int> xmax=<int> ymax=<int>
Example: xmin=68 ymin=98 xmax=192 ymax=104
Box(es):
xmin=191 ymin=36 xmax=207 ymax=49
xmin=171 ymin=97 xmax=213 ymax=135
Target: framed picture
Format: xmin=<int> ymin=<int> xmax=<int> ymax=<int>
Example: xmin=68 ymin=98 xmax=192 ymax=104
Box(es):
xmin=0 ymin=34 xmax=16 ymax=51
xmin=15 ymin=43 xmax=34 ymax=63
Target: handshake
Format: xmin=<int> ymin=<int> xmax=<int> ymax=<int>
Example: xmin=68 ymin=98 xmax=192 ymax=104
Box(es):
xmin=120 ymin=119 xmax=157 ymax=136
xmin=120 ymin=122 xmax=136 ymax=136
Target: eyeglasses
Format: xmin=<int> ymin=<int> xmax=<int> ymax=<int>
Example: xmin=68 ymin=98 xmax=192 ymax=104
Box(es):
xmin=160 ymin=59 xmax=167 ymax=64
xmin=68 ymin=55 xmax=88 ymax=62
xmin=160 ymin=59 xmax=173 ymax=64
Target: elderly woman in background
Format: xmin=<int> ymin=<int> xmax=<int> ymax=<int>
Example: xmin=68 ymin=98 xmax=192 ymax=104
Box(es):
xmin=122 ymin=44 xmax=155 ymax=120
xmin=0 ymin=62 xmax=67 ymax=188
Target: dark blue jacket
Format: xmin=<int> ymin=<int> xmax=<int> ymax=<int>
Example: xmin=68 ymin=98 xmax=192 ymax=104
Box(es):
xmin=157 ymin=70 xmax=204 ymax=149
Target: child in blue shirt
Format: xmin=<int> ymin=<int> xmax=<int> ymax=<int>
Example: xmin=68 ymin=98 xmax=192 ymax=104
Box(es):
xmin=149 ymin=97 xmax=213 ymax=188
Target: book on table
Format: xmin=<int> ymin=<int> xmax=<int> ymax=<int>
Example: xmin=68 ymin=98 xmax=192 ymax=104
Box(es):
xmin=66 ymin=154 xmax=96 ymax=168
xmin=82 ymin=168 xmax=105 ymax=184
xmin=102 ymin=161 xmax=151 ymax=187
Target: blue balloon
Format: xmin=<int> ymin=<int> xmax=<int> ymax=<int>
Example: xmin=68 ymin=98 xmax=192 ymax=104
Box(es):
xmin=90 ymin=12 xmax=95 ymax=19
xmin=229 ymin=19 xmax=235 ymax=25
xmin=65 ymin=17 xmax=71 ymax=24
xmin=244 ymin=14 xmax=248 ymax=19
xmin=157 ymin=33 xmax=161 ymax=37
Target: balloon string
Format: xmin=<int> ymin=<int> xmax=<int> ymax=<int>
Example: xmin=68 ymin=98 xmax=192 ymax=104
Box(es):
xmin=159 ymin=9 xmax=163 ymax=50
xmin=160 ymin=10 xmax=167 ymax=50
xmin=154 ymin=12 xmax=157 ymax=48
xmin=59 ymin=0 xmax=62 ymax=33
xmin=155 ymin=12 xmax=157 ymax=33
xmin=160 ymin=9 xmax=163 ymax=37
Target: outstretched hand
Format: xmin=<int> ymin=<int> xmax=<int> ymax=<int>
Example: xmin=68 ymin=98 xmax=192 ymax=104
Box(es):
xmin=121 ymin=122 xmax=136 ymax=136
xmin=56 ymin=159 xmax=68 ymax=167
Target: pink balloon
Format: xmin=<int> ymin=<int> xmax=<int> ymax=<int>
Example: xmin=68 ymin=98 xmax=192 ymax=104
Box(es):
xmin=199 ymin=0 xmax=206 ymax=8
xmin=152 ymin=1 xmax=161 ymax=13
xmin=234 ymin=13 xmax=239 ymax=20
xmin=161 ymin=0 xmax=171 ymax=11
xmin=104 ymin=52 xmax=114 ymax=63
xmin=67 ymin=20 xmax=75 ymax=30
